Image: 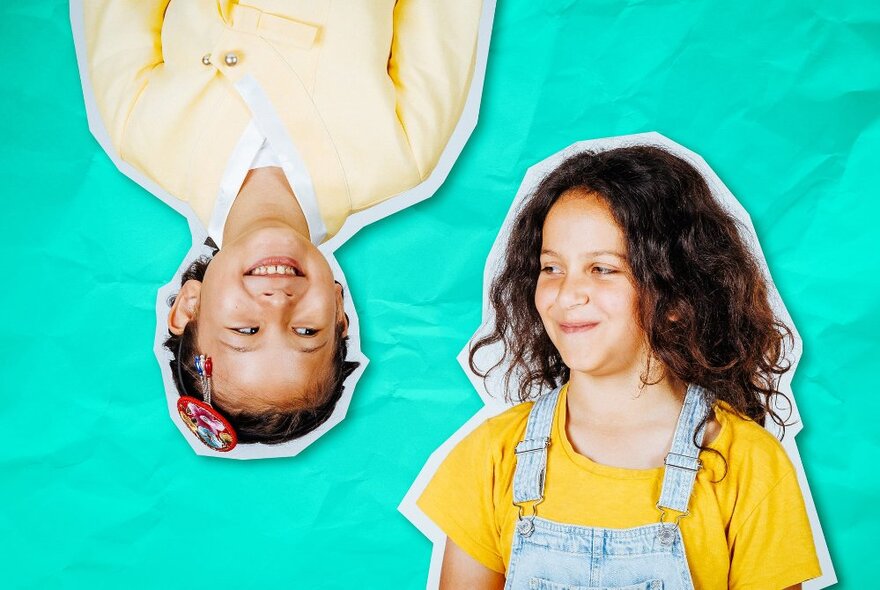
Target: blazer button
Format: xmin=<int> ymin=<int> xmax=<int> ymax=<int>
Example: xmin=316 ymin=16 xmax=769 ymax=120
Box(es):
xmin=224 ymin=53 xmax=239 ymax=66
xmin=201 ymin=53 xmax=211 ymax=66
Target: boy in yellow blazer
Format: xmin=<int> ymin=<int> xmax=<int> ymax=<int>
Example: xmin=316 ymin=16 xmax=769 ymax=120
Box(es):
xmin=74 ymin=0 xmax=490 ymax=452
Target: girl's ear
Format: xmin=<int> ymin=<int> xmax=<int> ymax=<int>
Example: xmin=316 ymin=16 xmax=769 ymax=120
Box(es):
xmin=168 ymin=280 xmax=202 ymax=335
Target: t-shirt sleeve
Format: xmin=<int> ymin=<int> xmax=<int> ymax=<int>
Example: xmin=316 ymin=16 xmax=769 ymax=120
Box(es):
xmin=728 ymin=469 xmax=823 ymax=589
xmin=416 ymin=419 xmax=505 ymax=573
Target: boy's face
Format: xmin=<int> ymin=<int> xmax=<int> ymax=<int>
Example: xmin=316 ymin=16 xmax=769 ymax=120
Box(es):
xmin=170 ymin=224 xmax=346 ymax=410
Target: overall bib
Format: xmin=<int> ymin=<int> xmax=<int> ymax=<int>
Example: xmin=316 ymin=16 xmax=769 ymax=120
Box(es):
xmin=504 ymin=384 xmax=709 ymax=590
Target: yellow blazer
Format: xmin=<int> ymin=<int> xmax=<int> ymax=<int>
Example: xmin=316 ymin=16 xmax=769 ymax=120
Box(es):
xmin=82 ymin=0 xmax=483 ymax=239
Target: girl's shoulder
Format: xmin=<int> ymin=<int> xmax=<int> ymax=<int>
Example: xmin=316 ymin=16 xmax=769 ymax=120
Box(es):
xmin=454 ymin=399 xmax=537 ymax=460
xmin=483 ymin=399 xmax=536 ymax=437
xmin=444 ymin=394 xmax=560 ymax=472
xmin=706 ymin=401 xmax=799 ymax=490
xmin=703 ymin=402 xmax=821 ymax=585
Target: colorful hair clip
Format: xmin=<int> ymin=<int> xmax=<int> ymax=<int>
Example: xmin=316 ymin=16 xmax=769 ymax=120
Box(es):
xmin=177 ymin=354 xmax=237 ymax=452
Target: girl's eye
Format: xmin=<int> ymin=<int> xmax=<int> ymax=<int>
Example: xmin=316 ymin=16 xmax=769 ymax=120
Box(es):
xmin=541 ymin=265 xmax=561 ymax=274
xmin=235 ymin=327 xmax=259 ymax=335
xmin=294 ymin=327 xmax=318 ymax=337
xmin=593 ymin=266 xmax=616 ymax=275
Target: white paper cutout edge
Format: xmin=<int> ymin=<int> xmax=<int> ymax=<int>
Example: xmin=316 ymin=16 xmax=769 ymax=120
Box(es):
xmin=399 ymin=133 xmax=836 ymax=588
xmin=69 ymin=0 xmax=497 ymax=459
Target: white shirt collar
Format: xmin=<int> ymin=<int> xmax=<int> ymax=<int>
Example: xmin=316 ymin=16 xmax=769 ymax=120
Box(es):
xmin=208 ymin=75 xmax=327 ymax=248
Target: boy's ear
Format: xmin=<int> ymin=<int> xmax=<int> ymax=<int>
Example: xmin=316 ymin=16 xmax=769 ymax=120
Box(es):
xmin=334 ymin=281 xmax=349 ymax=338
xmin=168 ymin=280 xmax=202 ymax=335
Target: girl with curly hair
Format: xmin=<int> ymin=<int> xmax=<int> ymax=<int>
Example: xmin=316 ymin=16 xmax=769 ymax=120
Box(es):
xmin=418 ymin=145 xmax=821 ymax=589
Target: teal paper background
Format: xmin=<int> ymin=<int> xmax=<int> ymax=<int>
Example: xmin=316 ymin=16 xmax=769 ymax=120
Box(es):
xmin=1 ymin=1 xmax=876 ymax=587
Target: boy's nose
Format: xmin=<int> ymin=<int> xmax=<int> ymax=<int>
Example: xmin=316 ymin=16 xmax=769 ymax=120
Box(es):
xmin=259 ymin=288 xmax=295 ymax=303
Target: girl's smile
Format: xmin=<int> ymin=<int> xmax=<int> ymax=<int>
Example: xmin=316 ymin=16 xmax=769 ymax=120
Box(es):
xmin=559 ymin=321 xmax=599 ymax=334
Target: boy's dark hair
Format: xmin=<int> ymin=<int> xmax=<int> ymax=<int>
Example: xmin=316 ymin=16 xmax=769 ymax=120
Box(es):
xmin=470 ymin=145 xmax=791 ymax=434
xmin=164 ymin=252 xmax=359 ymax=445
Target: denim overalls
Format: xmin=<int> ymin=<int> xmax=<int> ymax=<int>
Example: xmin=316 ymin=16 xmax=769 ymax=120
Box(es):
xmin=504 ymin=384 xmax=709 ymax=590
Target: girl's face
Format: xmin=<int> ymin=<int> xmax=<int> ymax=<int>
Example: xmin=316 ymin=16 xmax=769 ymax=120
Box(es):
xmin=535 ymin=190 xmax=647 ymax=378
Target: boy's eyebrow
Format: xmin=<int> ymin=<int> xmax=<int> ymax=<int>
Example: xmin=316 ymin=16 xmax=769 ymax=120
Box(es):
xmin=220 ymin=340 xmax=252 ymax=353
xmin=218 ymin=339 xmax=328 ymax=354
xmin=298 ymin=341 xmax=328 ymax=354
xmin=540 ymin=248 xmax=625 ymax=258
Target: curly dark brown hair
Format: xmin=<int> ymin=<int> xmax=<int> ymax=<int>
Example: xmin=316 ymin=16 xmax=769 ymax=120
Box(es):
xmin=164 ymin=249 xmax=359 ymax=445
xmin=470 ymin=145 xmax=792 ymax=433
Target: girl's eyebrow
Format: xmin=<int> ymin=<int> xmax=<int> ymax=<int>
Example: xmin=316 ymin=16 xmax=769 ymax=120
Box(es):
xmin=541 ymin=248 xmax=625 ymax=258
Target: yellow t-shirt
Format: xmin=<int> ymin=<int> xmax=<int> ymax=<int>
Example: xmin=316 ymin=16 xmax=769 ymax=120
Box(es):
xmin=418 ymin=386 xmax=821 ymax=589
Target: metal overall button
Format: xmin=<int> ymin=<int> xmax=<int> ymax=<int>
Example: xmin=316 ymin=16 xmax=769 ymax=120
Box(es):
xmin=656 ymin=504 xmax=688 ymax=546
xmin=515 ymin=502 xmax=540 ymax=538
xmin=657 ymin=523 xmax=677 ymax=546
xmin=517 ymin=517 xmax=535 ymax=537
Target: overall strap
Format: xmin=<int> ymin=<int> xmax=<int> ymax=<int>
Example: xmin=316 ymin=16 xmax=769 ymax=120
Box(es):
xmin=657 ymin=383 xmax=710 ymax=514
xmin=512 ymin=386 xmax=562 ymax=505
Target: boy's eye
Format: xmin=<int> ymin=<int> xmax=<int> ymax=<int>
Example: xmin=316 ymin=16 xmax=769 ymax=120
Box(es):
xmin=234 ymin=327 xmax=259 ymax=335
xmin=294 ymin=327 xmax=318 ymax=336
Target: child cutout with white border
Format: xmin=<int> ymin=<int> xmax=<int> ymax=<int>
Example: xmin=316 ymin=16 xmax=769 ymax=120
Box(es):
xmin=70 ymin=0 xmax=497 ymax=457
xmin=402 ymin=134 xmax=835 ymax=589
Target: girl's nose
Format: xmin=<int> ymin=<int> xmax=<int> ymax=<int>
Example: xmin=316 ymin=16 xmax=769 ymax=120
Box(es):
xmin=556 ymin=275 xmax=590 ymax=308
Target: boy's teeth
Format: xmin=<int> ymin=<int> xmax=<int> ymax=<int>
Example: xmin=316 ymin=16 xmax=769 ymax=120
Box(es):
xmin=251 ymin=264 xmax=297 ymax=276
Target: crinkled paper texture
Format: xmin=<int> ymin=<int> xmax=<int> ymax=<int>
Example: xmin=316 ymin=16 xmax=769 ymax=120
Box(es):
xmin=1 ymin=0 xmax=874 ymax=587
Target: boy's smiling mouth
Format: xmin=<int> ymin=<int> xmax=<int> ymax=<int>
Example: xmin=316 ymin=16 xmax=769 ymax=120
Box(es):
xmin=244 ymin=257 xmax=304 ymax=277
